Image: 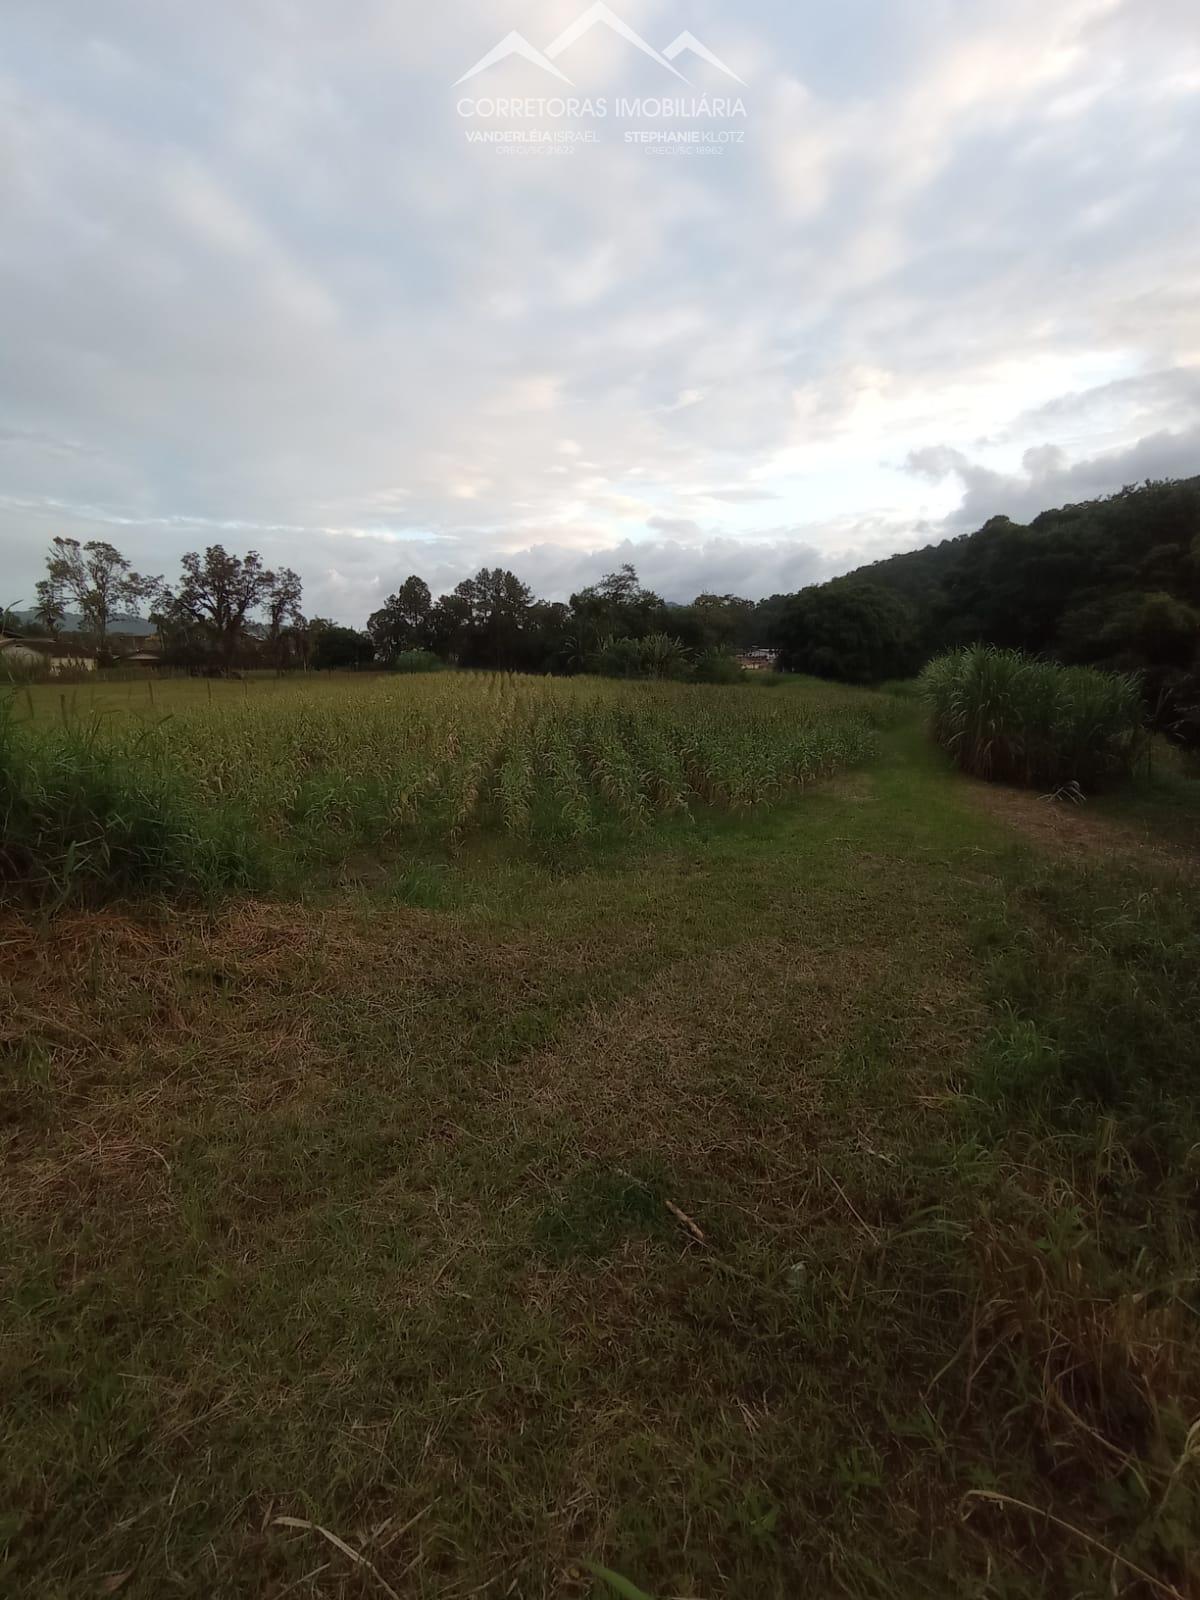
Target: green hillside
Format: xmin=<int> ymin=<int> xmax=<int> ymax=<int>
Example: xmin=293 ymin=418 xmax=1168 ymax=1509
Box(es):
xmin=772 ymin=478 xmax=1200 ymax=741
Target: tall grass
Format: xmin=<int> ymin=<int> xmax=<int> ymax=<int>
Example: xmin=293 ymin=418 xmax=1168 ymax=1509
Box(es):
xmin=921 ymin=645 xmax=1145 ymax=791
xmin=0 ymin=706 xmax=259 ymax=908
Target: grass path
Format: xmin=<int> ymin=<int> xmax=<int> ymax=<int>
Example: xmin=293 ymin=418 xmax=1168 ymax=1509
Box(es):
xmin=3 ymin=711 xmax=1198 ymax=1599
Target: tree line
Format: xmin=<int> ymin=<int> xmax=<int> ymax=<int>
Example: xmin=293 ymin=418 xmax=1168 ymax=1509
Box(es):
xmin=16 ymin=538 xmax=388 ymax=672
xmin=15 ymin=539 xmax=313 ymax=671
xmin=12 ymin=476 xmax=1198 ymax=743
xmin=364 ymin=565 xmax=788 ymax=678
xmin=14 ymin=540 xmax=789 ymax=677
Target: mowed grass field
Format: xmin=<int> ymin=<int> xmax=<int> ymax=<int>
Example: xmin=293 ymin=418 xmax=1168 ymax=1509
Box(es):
xmin=2 ymin=673 xmax=1199 ymax=1598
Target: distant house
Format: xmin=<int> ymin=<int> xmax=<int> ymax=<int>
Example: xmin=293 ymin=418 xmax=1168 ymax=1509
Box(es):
xmin=123 ymin=649 xmax=165 ymax=668
xmin=0 ymin=635 xmax=48 ymax=672
xmin=115 ymin=618 xmax=156 ymax=636
xmin=9 ymin=611 xmax=159 ymax=655
xmin=736 ymin=647 xmax=779 ymax=672
xmin=50 ymin=647 xmax=97 ymax=673
xmin=106 ymin=620 xmax=161 ymax=656
xmin=0 ymin=633 xmax=97 ymax=674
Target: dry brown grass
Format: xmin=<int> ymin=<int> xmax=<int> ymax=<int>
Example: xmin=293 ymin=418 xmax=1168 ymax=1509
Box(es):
xmin=4 ymin=716 xmax=1198 ymax=1598
xmin=0 ymin=852 xmax=991 ymax=1599
xmin=492 ymin=938 xmax=975 ymax=1180
xmin=966 ymin=776 xmax=1200 ymax=878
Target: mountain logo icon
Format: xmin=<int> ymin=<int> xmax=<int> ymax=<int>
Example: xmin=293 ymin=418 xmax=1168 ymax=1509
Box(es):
xmin=454 ymin=4 xmax=746 ymax=88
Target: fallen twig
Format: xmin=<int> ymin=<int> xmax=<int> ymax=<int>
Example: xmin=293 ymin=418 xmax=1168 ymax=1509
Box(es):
xmin=273 ymin=1516 xmax=401 ymax=1600
xmin=961 ymin=1489 xmax=1186 ymax=1600
xmin=663 ymin=1198 xmax=706 ymax=1245
xmin=818 ymin=1164 xmax=881 ymax=1247
xmin=612 ymin=1165 xmax=706 ymax=1246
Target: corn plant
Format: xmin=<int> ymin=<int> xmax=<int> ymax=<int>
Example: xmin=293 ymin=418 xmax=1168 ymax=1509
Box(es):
xmin=3 ymin=671 xmax=884 ymax=901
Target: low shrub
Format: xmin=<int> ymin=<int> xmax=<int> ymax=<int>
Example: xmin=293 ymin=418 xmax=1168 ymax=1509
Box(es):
xmin=921 ymin=645 xmax=1145 ymax=791
xmin=689 ymin=649 xmax=744 ymax=685
xmin=589 ymin=633 xmax=693 ymax=679
xmin=1162 ymin=667 xmax=1200 ymax=752
xmin=387 ymin=649 xmax=445 ymax=674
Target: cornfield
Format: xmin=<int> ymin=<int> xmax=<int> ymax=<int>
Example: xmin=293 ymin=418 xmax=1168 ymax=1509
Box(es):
xmin=157 ymin=673 xmax=882 ymax=843
xmin=2 ymin=672 xmax=885 ymax=903
xmin=920 ymin=645 xmax=1146 ymax=792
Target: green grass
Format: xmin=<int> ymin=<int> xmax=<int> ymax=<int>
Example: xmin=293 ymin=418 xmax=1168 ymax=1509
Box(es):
xmin=1092 ymin=743 xmax=1200 ymax=853
xmin=1 ymin=698 xmax=1198 ymax=1597
xmin=921 ymin=645 xmax=1146 ymax=792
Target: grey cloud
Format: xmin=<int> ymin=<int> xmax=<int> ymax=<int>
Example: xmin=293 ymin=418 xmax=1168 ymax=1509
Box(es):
xmin=0 ymin=427 xmax=96 ymax=457
xmin=1003 ymin=369 xmax=1200 ymax=438
xmin=646 ymin=516 xmax=704 ymax=537
xmin=905 ymin=425 xmax=1200 ymax=531
xmin=484 ymin=536 xmax=843 ymax=606
xmin=1 ymin=0 xmax=1198 ymax=621
xmin=905 ymin=446 xmax=970 ymax=483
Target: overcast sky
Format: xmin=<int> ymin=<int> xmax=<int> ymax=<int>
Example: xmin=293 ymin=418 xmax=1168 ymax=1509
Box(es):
xmin=2 ymin=0 xmax=1198 ymax=621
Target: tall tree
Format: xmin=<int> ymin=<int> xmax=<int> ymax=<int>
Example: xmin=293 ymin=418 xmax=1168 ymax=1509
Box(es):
xmin=773 ymin=582 xmax=920 ymax=684
xmin=264 ymin=567 xmax=304 ymax=669
xmin=568 ymin=564 xmax=666 ymax=648
xmin=150 ymin=596 xmax=211 ymax=669
xmin=427 ymin=591 xmax=474 ymax=662
xmin=312 ymin=626 xmax=374 ymax=670
xmin=39 ymin=537 xmax=158 ymax=659
xmin=298 ymin=616 xmax=337 ymax=671
xmin=445 ymin=568 xmax=536 ymax=668
xmin=31 ymin=582 xmax=66 ymax=638
xmin=367 ymin=576 xmax=433 ymax=659
xmin=176 ymin=546 xmax=275 ymax=670
xmin=692 ymin=592 xmax=755 ymax=649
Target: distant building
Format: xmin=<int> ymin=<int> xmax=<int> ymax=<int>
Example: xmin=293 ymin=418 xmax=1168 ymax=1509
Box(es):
xmin=0 ymin=633 xmax=97 ymax=674
xmin=735 ymin=647 xmax=779 ymax=671
xmin=9 ymin=611 xmax=159 ymax=654
xmin=0 ymin=636 xmax=48 ymax=671
xmin=50 ymin=648 xmax=97 ymax=673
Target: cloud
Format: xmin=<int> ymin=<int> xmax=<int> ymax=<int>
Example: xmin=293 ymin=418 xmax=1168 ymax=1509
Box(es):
xmin=904 ymin=424 xmax=1200 ymax=529
xmin=451 ymin=533 xmax=852 ymax=607
xmin=1000 ymin=367 xmax=1200 ymax=439
xmin=699 ymin=486 xmax=781 ymax=504
xmin=1 ymin=0 xmax=1198 ymax=620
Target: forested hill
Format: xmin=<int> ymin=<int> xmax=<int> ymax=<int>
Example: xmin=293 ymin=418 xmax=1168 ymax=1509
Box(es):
xmin=849 ymin=476 xmax=1200 ymax=651
xmin=773 ymin=478 xmax=1200 ymax=712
